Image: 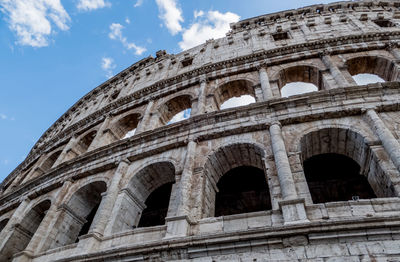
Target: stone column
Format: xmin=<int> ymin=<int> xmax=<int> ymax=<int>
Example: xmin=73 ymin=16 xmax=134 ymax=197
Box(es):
xmin=53 ymin=136 xmax=78 ymax=167
xmin=14 ymin=180 xmax=74 ymax=261
xmin=135 ymin=100 xmax=154 ymax=133
xmin=388 ymin=44 xmax=400 ymax=81
xmin=0 ymin=197 xmax=30 ymax=253
xmin=165 ymin=140 xmax=197 ymax=238
xmin=269 ymin=122 xmax=308 ymax=225
xmin=87 ymin=115 xmax=111 ymax=151
xmin=365 ymin=108 xmax=400 ymax=172
xmin=196 ymin=78 xmax=207 ymax=115
xmin=321 ymin=52 xmax=350 ymax=88
xmin=259 ymin=66 xmax=273 ymax=100
xmin=88 ymin=159 xmax=129 ymax=237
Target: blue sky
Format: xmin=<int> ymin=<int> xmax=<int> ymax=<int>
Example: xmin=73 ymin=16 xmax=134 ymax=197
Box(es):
xmin=0 ymin=0 xmax=337 ymax=183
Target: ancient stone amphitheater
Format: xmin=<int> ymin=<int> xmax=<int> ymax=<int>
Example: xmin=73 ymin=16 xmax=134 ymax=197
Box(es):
xmin=2 ymin=0 xmax=400 ymax=261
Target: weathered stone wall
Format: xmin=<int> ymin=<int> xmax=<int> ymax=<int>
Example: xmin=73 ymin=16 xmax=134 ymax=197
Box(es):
xmin=1 ymin=1 xmax=400 ymax=261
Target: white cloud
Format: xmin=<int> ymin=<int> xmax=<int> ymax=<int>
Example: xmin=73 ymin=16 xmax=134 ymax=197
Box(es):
xmin=101 ymin=57 xmax=116 ymax=78
xmin=0 ymin=0 xmax=70 ymax=47
xmin=155 ymin=0 xmax=183 ymax=35
xmin=0 ymin=113 xmax=7 ymax=120
xmin=108 ymin=23 xmax=146 ymax=55
xmin=125 ymin=17 xmax=130 ymax=24
xmin=194 ymin=10 xmax=204 ymax=19
xmin=281 ymin=82 xmax=318 ymax=97
xmin=353 ymin=73 xmax=385 ymax=85
xmin=76 ymin=0 xmax=111 ymax=11
xmin=179 ymin=10 xmax=240 ymax=50
xmin=220 ymin=95 xmax=255 ymax=110
xmin=134 ymin=0 xmax=143 ymax=7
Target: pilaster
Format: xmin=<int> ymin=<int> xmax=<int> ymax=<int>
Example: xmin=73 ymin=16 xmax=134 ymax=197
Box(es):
xmin=258 ymin=66 xmax=273 ymax=101
xmin=136 ymin=100 xmax=154 ymax=133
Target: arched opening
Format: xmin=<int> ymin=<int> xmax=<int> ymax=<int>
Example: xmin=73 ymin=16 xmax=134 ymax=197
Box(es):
xmin=0 ymin=218 xmax=9 ymax=234
xmin=346 ymin=56 xmax=397 ymax=83
xmin=304 ymin=153 xmax=376 ymax=203
xmin=137 ymin=182 xmax=173 ymax=227
xmin=278 ymin=65 xmax=322 ymax=97
xmin=300 ymin=128 xmax=396 ymax=204
xmin=109 ymin=162 xmax=176 ymax=233
xmin=159 ymin=95 xmax=192 ymax=126
xmin=41 ymin=150 xmax=62 ymax=171
xmin=114 ymin=113 xmax=140 ymax=139
xmin=215 ymin=166 xmax=271 ymax=217
xmin=203 ymin=143 xmax=271 ymax=218
xmin=0 ymin=200 xmax=51 ymax=262
xmin=215 ymin=80 xmax=256 ymax=110
xmin=49 ymin=181 xmax=106 ymax=249
xmin=76 ymin=130 xmax=97 ymax=154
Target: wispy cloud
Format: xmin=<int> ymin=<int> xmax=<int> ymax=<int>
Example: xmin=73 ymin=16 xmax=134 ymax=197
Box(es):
xmin=101 ymin=57 xmax=116 ymax=78
xmin=76 ymin=0 xmax=111 ymax=11
xmin=134 ymin=0 xmax=143 ymax=8
xmin=179 ymin=10 xmax=239 ymax=50
xmin=0 ymin=0 xmax=70 ymax=47
xmin=155 ymin=0 xmax=183 ymax=35
xmin=0 ymin=114 xmax=7 ymax=120
xmin=108 ymin=23 xmax=146 ymax=55
xmin=1 ymin=159 xmax=9 ymax=165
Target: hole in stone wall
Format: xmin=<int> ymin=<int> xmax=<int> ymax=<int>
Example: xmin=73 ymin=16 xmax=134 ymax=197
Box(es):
xmin=215 ymin=166 xmax=271 ymax=217
xmin=114 ymin=114 xmax=140 ymax=139
xmin=137 ymin=182 xmax=173 ymax=227
xmin=159 ymin=95 xmax=192 ymax=126
xmin=215 ymin=80 xmax=256 ymax=110
xmin=374 ymin=19 xmax=395 ymax=27
xmin=346 ymin=56 xmax=395 ymax=82
xmin=304 ymin=153 xmax=377 ymax=203
xmin=41 ymin=150 xmax=62 ymax=171
xmin=75 ymin=203 xmax=100 ymax=242
xmin=76 ymin=130 xmax=97 ymax=154
xmin=281 ymin=82 xmax=318 ymax=97
xmin=0 ymin=200 xmax=51 ymax=262
xmin=352 ymin=73 xmax=385 ymax=85
xmin=272 ymin=31 xmax=289 ymax=41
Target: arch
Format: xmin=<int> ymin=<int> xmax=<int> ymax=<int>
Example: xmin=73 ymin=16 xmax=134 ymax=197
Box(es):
xmin=41 ymin=149 xmax=62 ymax=171
xmin=75 ymin=130 xmax=97 ymax=154
xmin=0 ymin=200 xmax=51 ymax=262
xmin=214 ymin=79 xmax=256 ymax=109
xmin=277 ymin=65 xmax=322 ymax=96
xmin=158 ymin=95 xmax=192 ymax=125
xmin=202 ymin=143 xmax=271 ymax=217
xmin=111 ymin=113 xmax=141 ymax=139
xmin=299 ymin=128 xmax=396 ymax=203
xmin=49 ymin=181 xmax=107 ymax=249
xmin=346 ymin=55 xmax=397 ymax=82
xmin=110 ymin=161 xmax=176 ymax=233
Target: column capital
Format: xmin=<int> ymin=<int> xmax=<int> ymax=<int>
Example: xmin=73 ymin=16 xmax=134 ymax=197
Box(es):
xmin=361 ymin=106 xmax=377 ymax=114
xmin=117 ymin=158 xmax=131 ymax=166
xmin=269 ymin=121 xmax=282 ymax=129
xmin=257 ymin=63 xmax=268 ymax=71
xmin=386 ymin=41 xmax=398 ymax=51
xmin=199 ymin=75 xmax=208 ymax=84
xmin=319 ymin=49 xmax=331 ymax=58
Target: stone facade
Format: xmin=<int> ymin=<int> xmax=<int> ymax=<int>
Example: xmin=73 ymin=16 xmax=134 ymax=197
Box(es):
xmin=1 ymin=1 xmax=400 ymax=261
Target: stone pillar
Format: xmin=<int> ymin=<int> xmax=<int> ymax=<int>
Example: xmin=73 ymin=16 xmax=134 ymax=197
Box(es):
xmin=135 ymin=100 xmax=154 ymax=133
xmin=259 ymin=66 xmax=273 ymax=100
xmin=365 ymin=108 xmax=400 ymax=172
xmin=321 ymin=53 xmax=350 ymax=88
xmin=270 ymin=80 xmax=281 ymax=98
xmin=87 ymin=116 xmax=111 ymax=151
xmin=388 ymin=44 xmax=400 ymax=81
xmin=165 ymin=140 xmax=197 ymax=238
xmin=0 ymin=197 xmax=30 ymax=254
xmin=88 ymin=159 xmax=129 ymax=237
xmin=195 ymin=78 xmax=207 ymax=115
xmin=269 ymin=122 xmax=308 ymax=225
xmin=53 ymin=136 xmax=78 ymax=167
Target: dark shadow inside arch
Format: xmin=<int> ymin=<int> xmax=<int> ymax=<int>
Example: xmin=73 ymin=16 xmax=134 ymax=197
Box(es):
xmin=215 ymin=166 xmax=271 ymax=217
xmin=304 ymin=153 xmax=376 ymax=204
xmin=0 ymin=219 xmax=8 ymax=234
xmin=137 ymin=182 xmax=173 ymax=228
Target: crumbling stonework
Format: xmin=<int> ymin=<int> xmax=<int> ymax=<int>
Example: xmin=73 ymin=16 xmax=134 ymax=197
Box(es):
xmin=1 ymin=1 xmax=400 ymax=261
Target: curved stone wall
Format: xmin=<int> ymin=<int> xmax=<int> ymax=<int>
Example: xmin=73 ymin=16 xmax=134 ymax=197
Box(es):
xmin=1 ymin=1 xmax=400 ymax=261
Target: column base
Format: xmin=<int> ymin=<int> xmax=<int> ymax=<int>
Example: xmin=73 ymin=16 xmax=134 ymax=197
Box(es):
xmin=12 ymin=250 xmax=34 ymax=262
xmin=164 ymin=215 xmax=192 ymax=239
xmin=278 ymin=198 xmax=310 ymax=225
